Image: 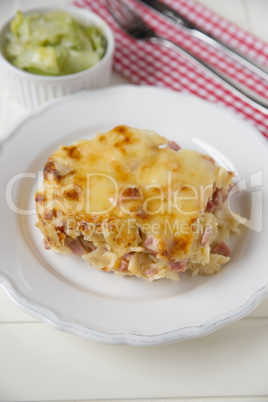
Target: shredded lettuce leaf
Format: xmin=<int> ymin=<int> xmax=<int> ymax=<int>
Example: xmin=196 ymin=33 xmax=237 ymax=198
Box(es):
xmin=4 ymin=10 xmax=107 ymax=76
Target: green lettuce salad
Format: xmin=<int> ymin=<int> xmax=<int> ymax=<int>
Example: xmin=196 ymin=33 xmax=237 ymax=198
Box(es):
xmin=3 ymin=10 xmax=107 ymax=76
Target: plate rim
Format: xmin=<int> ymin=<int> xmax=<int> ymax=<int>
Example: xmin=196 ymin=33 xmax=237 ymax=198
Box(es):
xmin=1 ymin=273 xmax=268 ymax=346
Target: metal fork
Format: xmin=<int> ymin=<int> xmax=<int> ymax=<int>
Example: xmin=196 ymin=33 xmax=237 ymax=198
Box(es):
xmin=105 ymin=0 xmax=268 ymax=115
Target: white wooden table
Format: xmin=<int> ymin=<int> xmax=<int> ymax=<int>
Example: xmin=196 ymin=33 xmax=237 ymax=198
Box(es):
xmin=0 ymin=1 xmax=268 ymax=401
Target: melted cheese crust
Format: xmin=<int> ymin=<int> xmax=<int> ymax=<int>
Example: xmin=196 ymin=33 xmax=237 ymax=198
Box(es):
xmin=35 ymin=126 xmax=243 ymax=281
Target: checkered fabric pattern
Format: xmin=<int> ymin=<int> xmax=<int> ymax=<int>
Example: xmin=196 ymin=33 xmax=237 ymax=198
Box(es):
xmin=74 ymin=0 xmax=268 ymax=138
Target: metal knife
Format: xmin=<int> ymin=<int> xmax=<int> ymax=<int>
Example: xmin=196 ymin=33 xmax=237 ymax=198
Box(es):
xmin=138 ymin=0 xmax=268 ymax=81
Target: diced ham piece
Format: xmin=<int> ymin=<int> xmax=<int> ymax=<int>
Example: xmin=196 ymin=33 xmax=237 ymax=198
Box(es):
xmin=168 ymin=259 xmax=187 ymax=272
xmin=213 ymin=241 xmax=231 ymax=257
xmin=65 ymin=237 xmax=87 ymax=257
xmin=144 ymin=236 xmax=158 ymax=255
xmin=145 ymin=268 xmax=157 ymax=278
xmin=168 ymin=141 xmax=181 ymax=151
xmin=206 ymin=189 xmax=223 ymax=212
xmin=119 ymin=260 xmax=129 ymax=272
xmin=201 ymin=225 xmax=211 ymax=247
xmin=206 ymin=200 xmax=215 ymax=212
xmin=42 ymin=238 xmax=50 ymax=250
xmin=212 ymin=188 xmax=223 ymax=206
xmin=122 ymin=252 xmax=134 ymax=261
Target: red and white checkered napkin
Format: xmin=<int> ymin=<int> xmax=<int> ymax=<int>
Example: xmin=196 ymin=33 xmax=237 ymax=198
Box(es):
xmin=74 ymin=0 xmax=268 ymax=139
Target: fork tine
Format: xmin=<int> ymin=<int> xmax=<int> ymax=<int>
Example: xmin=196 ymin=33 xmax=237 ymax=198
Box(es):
xmin=105 ymin=0 xmax=156 ymax=38
xmin=104 ymin=0 xmax=123 ymax=25
xmin=105 ymin=0 xmax=136 ymax=29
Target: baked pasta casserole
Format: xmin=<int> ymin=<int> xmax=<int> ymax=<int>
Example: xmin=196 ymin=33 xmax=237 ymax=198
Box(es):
xmin=35 ymin=126 xmax=245 ymax=281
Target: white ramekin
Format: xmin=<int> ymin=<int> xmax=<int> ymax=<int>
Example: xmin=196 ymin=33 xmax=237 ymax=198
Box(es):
xmin=0 ymin=6 xmax=115 ymax=109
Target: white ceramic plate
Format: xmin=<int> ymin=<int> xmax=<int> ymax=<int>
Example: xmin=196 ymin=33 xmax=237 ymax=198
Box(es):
xmin=0 ymin=85 xmax=267 ymax=346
